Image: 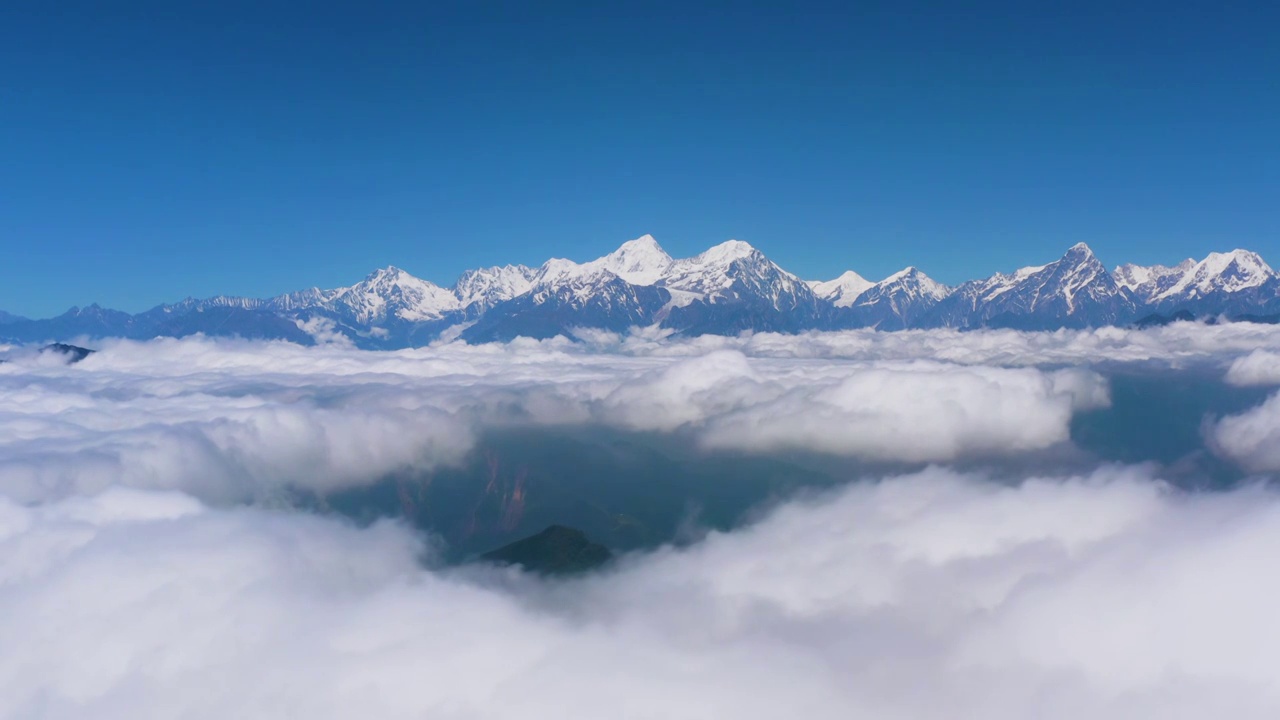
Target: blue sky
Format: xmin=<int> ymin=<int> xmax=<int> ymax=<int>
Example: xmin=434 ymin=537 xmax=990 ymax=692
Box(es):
xmin=2 ymin=0 xmax=1277 ymax=317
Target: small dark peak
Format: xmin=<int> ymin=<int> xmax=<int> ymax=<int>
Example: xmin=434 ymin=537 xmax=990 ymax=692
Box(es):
xmin=1231 ymin=312 xmax=1280 ymax=325
xmin=1133 ymin=310 xmax=1207 ymax=328
xmin=42 ymin=343 xmax=95 ymax=363
xmin=1134 ymin=311 xmax=1280 ymax=328
xmin=480 ymin=525 xmax=613 ymax=576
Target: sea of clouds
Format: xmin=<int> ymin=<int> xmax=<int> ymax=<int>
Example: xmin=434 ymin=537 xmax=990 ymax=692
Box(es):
xmin=2 ymin=323 xmax=1280 ymax=718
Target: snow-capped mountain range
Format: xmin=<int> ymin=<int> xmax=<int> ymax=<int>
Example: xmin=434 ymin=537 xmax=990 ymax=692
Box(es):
xmin=1114 ymin=250 xmax=1279 ymax=313
xmin=924 ymin=243 xmax=1139 ymax=330
xmin=3 ymin=235 xmax=1279 ymax=347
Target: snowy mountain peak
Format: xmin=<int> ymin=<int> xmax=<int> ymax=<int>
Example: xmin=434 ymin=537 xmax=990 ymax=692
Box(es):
xmin=329 ymin=265 xmax=460 ymax=323
xmin=1147 ymin=249 xmax=1277 ymax=303
xmin=925 ymin=242 xmax=1134 ymax=328
xmin=808 ymin=270 xmax=874 ymax=307
xmin=1113 ymin=260 xmax=1194 ymax=299
xmin=843 ymin=266 xmax=950 ymax=329
xmin=358 ymin=265 xmax=422 ymax=289
xmin=526 ymin=235 xmax=675 ymax=290
xmin=876 ymin=267 xmax=950 ymax=300
xmin=697 ymin=239 xmax=758 ymax=264
xmin=1205 ymin=249 xmax=1273 ymax=276
xmin=454 ymin=264 xmax=537 ymax=313
xmin=615 ymin=233 xmax=663 ymax=253
xmin=663 ymin=239 xmax=799 ymax=301
xmin=530 ymin=257 xmax=588 ymax=287
xmin=365 ymin=265 xmax=411 ymax=282
xmin=1114 ymin=249 xmax=1277 ymax=307
xmin=598 ymin=234 xmax=674 ymax=285
xmin=1057 ymin=243 xmax=1105 ymax=270
xmin=1011 ymin=263 xmax=1049 ymax=279
xmin=268 ymin=286 xmax=337 ymax=313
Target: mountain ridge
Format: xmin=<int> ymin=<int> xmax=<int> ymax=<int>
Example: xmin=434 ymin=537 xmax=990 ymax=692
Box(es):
xmin=5 ymin=236 xmax=1280 ymax=347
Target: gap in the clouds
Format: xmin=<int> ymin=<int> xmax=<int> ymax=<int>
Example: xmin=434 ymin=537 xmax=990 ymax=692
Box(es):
xmin=316 ymin=426 xmax=852 ymax=561
xmin=1070 ymin=368 xmax=1273 ymax=489
xmin=288 ymin=368 xmax=1273 ymax=565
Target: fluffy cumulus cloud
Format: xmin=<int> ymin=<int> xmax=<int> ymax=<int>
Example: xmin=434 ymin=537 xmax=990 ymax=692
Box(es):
xmin=2 ymin=468 xmax=1280 ymax=718
xmin=592 ymin=351 xmax=1108 ymax=460
xmin=697 ymin=364 xmax=1107 ymax=459
xmin=1208 ymin=345 xmax=1280 ymax=472
xmin=1226 ymin=350 xmax=1280 ymax=386
xmin=0 ymin=358 xmax=475 ymax=504
xmin=1208 ymin=391 xmax=1280 ymax=472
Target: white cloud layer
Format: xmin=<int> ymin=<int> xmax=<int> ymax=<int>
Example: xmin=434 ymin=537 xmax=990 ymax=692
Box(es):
xmin=572 ymin=320 xmax=1280 ymax=366
xmin=0 ymin=328 xmax=1277 ymax=716
xmin=0 ymin=333 xmax=1132 ymax=502
xmin=2 ymin=322 xmax=1278 ymax=502
xmin=1 ymin=468 xmax=1279 ymax=718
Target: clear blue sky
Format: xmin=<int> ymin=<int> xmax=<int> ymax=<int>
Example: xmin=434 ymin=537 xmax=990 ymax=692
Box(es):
xmin=2 ymin=0 xmax=1277 ymax=317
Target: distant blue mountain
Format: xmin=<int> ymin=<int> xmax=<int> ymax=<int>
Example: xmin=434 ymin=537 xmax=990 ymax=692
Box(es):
xmin=0 ymin=303 xmax=314 ymax=345
xmin=1 ymin=304 xmax=143 ymax=343
xmin=4 ymin=236 xmax=1279 ymax=347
